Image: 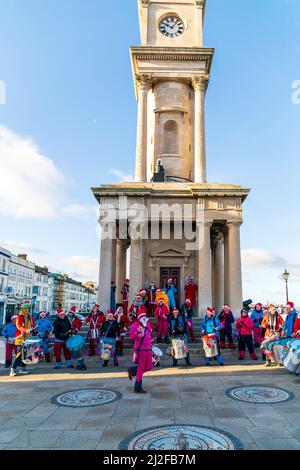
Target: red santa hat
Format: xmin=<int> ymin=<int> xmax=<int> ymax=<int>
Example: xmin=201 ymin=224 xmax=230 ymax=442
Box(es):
xmin=286 ymin=301 xmax=294 ymax=309
xmin=139 ymin=289 xmax=147 ymax=295
xmin=173 ymin=308 xmax=179 ymax=314
xmin=135 ymin=294 xmax=142 ymax=301
xmin=39 ymin=311 xmax=47 ymax=317
xmin=93 ymin=304 xmax=100 ymax=309
xmin=168 ymin=278 xmax=173 ymax=284
xmin=206 ymin=307 xmax=215 ymax=315
xmin=69 ymin=306 xmax=76 ymax=313
xmin=185 ymin=298 xmax=192 ymax=305
xmin=137 ymin=311 xmax=147 ymax=321
xmin=11 ymin=315 xmax=18 ymax=320
xmin=255 ymin=303 xmax=263 ymax=309
xmin=57 ymin=308 xmax=65 ymax=315
xmin=223 ymin=304 xmax=230 ymax=310
xmin=156 ymin=288 xmax=162 ymax=293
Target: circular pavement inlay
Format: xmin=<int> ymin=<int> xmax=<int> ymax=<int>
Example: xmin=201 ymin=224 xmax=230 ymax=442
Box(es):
xmin=119 ymin=425 xmax=243 ymax=450
xmin=226 ymin=385 xmax=294 ymax=404
xmin=51 ymin=388 xmax=122 ymax=408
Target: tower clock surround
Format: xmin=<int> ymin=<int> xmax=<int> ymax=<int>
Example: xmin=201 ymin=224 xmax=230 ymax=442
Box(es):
xmin=93 ymin=0 xmax=250 ymax=317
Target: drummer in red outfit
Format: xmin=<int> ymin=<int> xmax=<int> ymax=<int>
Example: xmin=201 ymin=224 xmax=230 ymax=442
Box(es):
xmin=128 ymin=295 xmax=146 ymax=323
xmin=86 ymin=304 xmax=106 ymax=356
xmin=114 ymin=306 xmax=130 ymax=356
xmin=154 ymin=299 xmax=170 ymax=344
xmin=184 ymin=276 xmax=198 ymax=308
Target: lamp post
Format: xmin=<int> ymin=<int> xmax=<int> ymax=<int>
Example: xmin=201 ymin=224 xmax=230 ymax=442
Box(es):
xmin=282 ymin=269 xmax=290 ymax=304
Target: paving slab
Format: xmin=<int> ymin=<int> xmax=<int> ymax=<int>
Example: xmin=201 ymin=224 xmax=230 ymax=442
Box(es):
xmin=51 ymin=430 xmax=104 ymax=449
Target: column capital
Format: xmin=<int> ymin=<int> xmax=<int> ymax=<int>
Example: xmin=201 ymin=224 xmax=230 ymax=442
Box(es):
xmin=139 ymin=0 xmax=150 ymax=7
xmin=195 ymin=0 xmax=205 ymax=9
xmin=135 ymin=74 xmax=152 ymax=92
xmin=192 ymin=74 xmax=210 ymax=92
xmin=227 ymin=221 xmax=242 ymax=228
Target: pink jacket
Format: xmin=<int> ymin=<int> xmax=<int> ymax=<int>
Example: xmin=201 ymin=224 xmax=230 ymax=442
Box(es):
xmin=236 ymin=316 xmax=255 ymax=336
xmin=130 ymin=321 xmax=153 ymax=351
xmin=154 ymin=305 xmax=169 ymax=322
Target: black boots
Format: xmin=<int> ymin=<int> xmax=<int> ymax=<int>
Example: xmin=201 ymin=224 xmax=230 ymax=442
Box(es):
xmin=134 ymin=380 xmax=147 ymax=394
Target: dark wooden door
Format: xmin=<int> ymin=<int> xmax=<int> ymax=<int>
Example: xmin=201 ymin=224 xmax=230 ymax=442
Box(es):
xmin=160 ymin=267 xmax=180 ymax=308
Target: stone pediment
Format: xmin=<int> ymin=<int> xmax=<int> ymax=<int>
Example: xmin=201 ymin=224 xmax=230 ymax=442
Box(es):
xmin=151 ymin=246 xmax=190 ymax=258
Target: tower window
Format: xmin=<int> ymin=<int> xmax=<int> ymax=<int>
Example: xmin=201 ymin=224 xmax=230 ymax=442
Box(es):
xmin=162 ymin=120 xmax=179 ymax=155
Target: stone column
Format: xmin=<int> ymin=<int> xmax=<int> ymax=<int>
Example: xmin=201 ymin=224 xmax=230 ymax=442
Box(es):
xmin=223 ymin=227 xmax=230 ymax=305
xmin=192 ymin=74 xmax=209 ymax=184
xmin=129 ymin=238 xmax=144 ymax=305
xmin=97 ymin=234 xmax=113 ymax=309
xmin=213 ymin=233 xmax=224 ymax=313
xmin=197 ymin=221 xmax=212 ymax=316
xmin=227 ymin=222 xmax=243 ymax=316
xmin=115 ymin=240 xmax=128 ymax=304
xmin=135 ymin=74 xmax=152 ymax=182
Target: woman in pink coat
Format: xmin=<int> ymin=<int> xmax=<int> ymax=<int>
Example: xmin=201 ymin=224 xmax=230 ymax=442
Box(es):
xmin=236 ymin=309 xmax=258 ymax=360
xmin=128 ymin=311 xmax=154 ymax=393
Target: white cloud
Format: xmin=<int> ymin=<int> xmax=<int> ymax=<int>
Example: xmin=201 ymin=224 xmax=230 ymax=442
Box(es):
xmin=63 ymin=255 xmax=98 ymax=281
xmin=108 ymin=168 xmax=134 ymax=182
xmin=61 ymin=204 xmax=98 ymax=220
xmin=1 ymin=240 xmax=48 ymax=254
xmin=242 ymin=249 xmax=287 ymax=269
xmin=0 ymin=125 xmax=65 ymax=219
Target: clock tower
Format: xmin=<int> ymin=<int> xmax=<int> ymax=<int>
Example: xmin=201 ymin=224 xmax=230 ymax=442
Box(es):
xmin=93 ymin=0 xmax=250 ymax=317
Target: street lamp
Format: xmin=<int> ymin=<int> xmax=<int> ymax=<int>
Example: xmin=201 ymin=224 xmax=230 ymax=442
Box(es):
xmin=281 ymin=269 xmax=290 ymax=304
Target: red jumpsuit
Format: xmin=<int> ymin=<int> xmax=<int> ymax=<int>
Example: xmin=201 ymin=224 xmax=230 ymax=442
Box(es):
xmin=184 ymin=282 xmax=198 ymax=308
xmin=86 ymin=313 xmax=105 ymax=355
xmin=154 ymin=304 xmax=170 ymax=340
xmin=114 ymin=312 xmax=130 ymax=355
xmin=121 ymin=284 xmax=129 ymax=314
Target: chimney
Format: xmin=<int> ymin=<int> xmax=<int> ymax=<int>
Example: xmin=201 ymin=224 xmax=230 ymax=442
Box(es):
xmin=18 ymin=254 xmax=27 ymax=260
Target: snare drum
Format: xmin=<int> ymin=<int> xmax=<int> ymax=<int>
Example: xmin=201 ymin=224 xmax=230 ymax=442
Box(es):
xmin=201 ymin=334 xmax=218 ymax=358
xmin=152 ymin=346 xmax=163 ymax=366
xmin=22 ymin=337 xmax=43 ymax=365
xmin=66 ymin=335 xmax=86 ymax=360
xmin=171 ymin=338 xmax=187 ymax=360
xmin=100 ymin=338 xmax=116 ymax=361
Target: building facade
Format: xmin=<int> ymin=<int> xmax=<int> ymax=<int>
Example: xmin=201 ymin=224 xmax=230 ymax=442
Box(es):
xmin=0 ymin=247 xmax=11 ymax=324
xmin=33 ymin=266 xmax=55 ymax=314
xmin=6 ymin=254 xmax=35 ymax=321
xmin=52 ymin=274 xmax=96 ymax=313
xmin=93 ymin=0 xmax=249 ymax=316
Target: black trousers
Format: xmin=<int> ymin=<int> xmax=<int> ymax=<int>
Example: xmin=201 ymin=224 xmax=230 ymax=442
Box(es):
xmin=238 ymin=335 xmax=255 ymax=354
xmin=12 ymin=346 xmax=26 ymax=370
xmin=220 ymin=330 xmax=233 ymax=343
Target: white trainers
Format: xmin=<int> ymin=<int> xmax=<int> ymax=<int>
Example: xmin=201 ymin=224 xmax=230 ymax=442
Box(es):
xmin=19 ymin=369 xmax=29 ymax=375
xmin=9 ymin=368 xmax=17 ymax=377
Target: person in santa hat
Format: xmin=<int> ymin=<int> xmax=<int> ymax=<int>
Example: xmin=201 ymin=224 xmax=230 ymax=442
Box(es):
xmin=1 ymin=315 xmax=18 ymax=368
xmin=170 ymin=308 xmax=192 ymax=367
xmin=114 ymin=306 xmax=130 ymax=356
xmin=218 ymin=304 xmax=235 ymax=349
xmin=66 ymin=306 xmax=86 ymax=370
xmin=236 ymin=309 xmax=258 ymax=360
xmin=154 ymin=298 xmax=170 ymax=344
xmin=86 ymin=304 xmax=106 ymax=356
xmin=10 ymin=303 xmax=36 ymax=376
xmin=283 ymin=302 xmax=298 ymax=338
xmin=128 ymin=311 xmax=154 ymax=393
xmin=138 ymin=289 xmax=148 ymax=307
xmin=128 ymin=294 xmax=146 ymax=323
xmin=163 ymin=279 xmax=177 ymax=311
xmin=100 ymin=311 xmax=120 ymax=367
xmin=250 ymin=303 xmax=264 ymax=348
xmin=180 ymin=298 xmax=196 ymax=343
xmin=293 ymin=316 xmax=300 ymax=339
xmin=184 ymin=276 xmax=198 ymax=308
xmin=36 ymin=311 xmax=53 ymax=362
xmin=200 ymin=307 xmax=224 ymax=366
xmin=147 ymin=282 xmax=157 ymax=317
xmin=52 ymin=308 xmax=73 ymax=370
xmin=260 ymin=305 xmax=284 ymax=366
xmin=121 ymin=279 xmax=130 ymax=314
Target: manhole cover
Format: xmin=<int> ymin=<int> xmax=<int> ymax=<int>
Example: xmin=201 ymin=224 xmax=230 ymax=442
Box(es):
xmin=119 ymin=425 xmax=243 ymax=450
xmin=51 ymin=388 xmax=122 ymax=407
xmin=226 ymin=385 xmax=294 ymax=404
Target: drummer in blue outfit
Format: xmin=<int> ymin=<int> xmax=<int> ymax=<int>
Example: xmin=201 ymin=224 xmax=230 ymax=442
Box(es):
xmin=200 ymin=307 xmax=224 ymax=366
xmin=36 ymin=311 xmax=53 ymax=362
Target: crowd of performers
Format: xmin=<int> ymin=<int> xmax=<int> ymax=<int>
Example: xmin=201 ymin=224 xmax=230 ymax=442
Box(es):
xmin=2 ymin=276 xmax=300 ymax=394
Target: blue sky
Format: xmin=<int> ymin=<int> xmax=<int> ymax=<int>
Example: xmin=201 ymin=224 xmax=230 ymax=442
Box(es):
xmin=0 ymin=0 xmax=299 ymax=304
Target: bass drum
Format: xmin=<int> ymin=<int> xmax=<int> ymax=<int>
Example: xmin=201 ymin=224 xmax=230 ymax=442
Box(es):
xmin=201 ymin=334 xmax=218 ymax=358
xmin=152 ymin=346 xmax=163 ymax=366
xmin=66 ymin=335 xmax=86 ymax=360
xmin=22 ymin=338 xmax=43 ymax=365
xmin=100 ymin=338 xmax=116 ymax=361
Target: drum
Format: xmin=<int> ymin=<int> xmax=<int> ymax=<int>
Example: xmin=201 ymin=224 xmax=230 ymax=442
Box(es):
xmin=171 ymin=338 xmax=187 ymax=360
xmin=100 ymin=338 xmax=116 ymax=361
xmin=283 ymin=339 xmax=300 ymax=374
xmin=202 ymin=334 xmax=218 ymax=358
xmin=152 ymin=346 xmax=163 ymax=365
xmin=66 ymin=335 xmax=86 ymax=360
xmin=22 ymin=337 xmax=43 ymax=365
xmin=90 ymin=329 xmax=99 ymax=340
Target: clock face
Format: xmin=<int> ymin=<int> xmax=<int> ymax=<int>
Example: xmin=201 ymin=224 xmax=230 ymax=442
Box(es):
xmin=159 ymin=16 xmax=184 ymax=38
